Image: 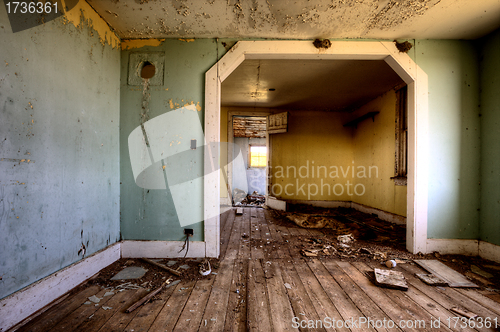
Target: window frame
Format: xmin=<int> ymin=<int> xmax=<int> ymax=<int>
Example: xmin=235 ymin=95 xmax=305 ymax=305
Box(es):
xmin=248 ymin=144 xmax=267 ymax=168
xmin=393 ymin=85 xmax=408 ymax=186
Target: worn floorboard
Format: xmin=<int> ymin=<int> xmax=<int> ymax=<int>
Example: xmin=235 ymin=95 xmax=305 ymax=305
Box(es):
xmin=15 ymin=208 xmax=500 ymax=332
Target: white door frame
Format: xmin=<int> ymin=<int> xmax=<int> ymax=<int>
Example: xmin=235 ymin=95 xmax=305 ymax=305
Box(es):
xmin=204 ymin=40 xmax=428 ymax=257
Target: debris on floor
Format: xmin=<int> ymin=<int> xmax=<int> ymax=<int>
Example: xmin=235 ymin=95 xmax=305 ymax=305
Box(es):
xmin=416 ymin=273 xmax=448 ymax=286
xmin=385 ymin=259 xmax=397 ymax=268
xmin=142 ymin=258 xmax=182 ymax=276
xmin=450 ymin=307 xmax=478 ymax=319
xmin=110 ymin=266 xmax=148 ymax=280
xmin=233 ymin=188 xmax=247 ymax=204
xmin=199 ymin=260 xmax=211 ymax=276
xmin=88 ymin=295 xmax=101 ymax=303
xmin=234 ymin=190 xmax=265 ymax=207
xmin=471 ymin=264 xmax=494 ymax=279
xmin=373 ymin=268 xmax=408 ymax=291
xmin=126 ymin=278 xmax=178 ymax=313
xmin=414 ymin=259 xmax=478 ymax=288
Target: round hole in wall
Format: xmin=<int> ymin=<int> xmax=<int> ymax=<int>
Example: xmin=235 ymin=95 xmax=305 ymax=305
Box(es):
xmin=140 ymin=61 xmax=156 ymax=79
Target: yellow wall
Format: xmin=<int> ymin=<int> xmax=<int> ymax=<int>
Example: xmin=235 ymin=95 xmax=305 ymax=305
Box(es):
xmin=220 ymin=95 xmax=406 ymax=217
xmin=270 ymin=110 xmax=354 ymax=201
xmin=351 ymin=90 xmax=407 ymax=216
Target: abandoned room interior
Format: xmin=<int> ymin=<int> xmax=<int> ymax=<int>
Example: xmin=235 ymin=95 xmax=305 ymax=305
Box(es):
xmin=1 ymin=0 xmax=500 ymax=331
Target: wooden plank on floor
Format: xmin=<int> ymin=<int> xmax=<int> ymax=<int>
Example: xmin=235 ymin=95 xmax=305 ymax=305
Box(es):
xmin=279 ymin=259 xmax=327 ymax=332
xmin=264 ymin=210 xmax=286 ymax=259
xmin=413 ymin=260 xmax=478 ymax=288
xmin=148 ymin=280 xmax=195 ymax=332
xmin=198 ymin=259 xmax=235 ymax=331
xmin=360 ymin=261 xmax=453 ymax=332
xmin=263 ymin=260 xmax=295 ymax=331
xmin=321 ymin=260 xmax=398 ymax=332
xmin=399 ymin=263 xmax=500 ymax=322
xmin=224 ymin=210 xmax=243 ymax=261
xmin=257 ymin=208 xmax=273 ymax=260
xmin=335 ymin=261 xmax=417 ymax=332
xmin=123 ymin=282 xmax=178 ymax=332
xmin=238 ymin=208 xmax=251 ymax=259
xmin=250 ymin=210 xmax=265 ymax=261
xmin=246 ymin=259 xmax=272 ymax=332
xmin=17 ymin=285 xmax=101 ymax=332
xmin=73 ymin=289 xmax=143 ymax=332
xmin=306 ymin=259 xmax=376 ymax=332
xmin=219 ymin=209 xmax=236 ymax=259
xmin=454 ymin=288 xmax=500 ymax=316
xmin=224 ymin=259 xmax=248 ymax=332
xmin=396 ymin=263 xmax=495 ymax=332
xmin=172 ymin=277 xmax=215 ymax=332
xmin=95 ymin=288 xmax=150 ymax=332
xmin=291 ymin=257 xmax=350 ymax=332
xmin=250 ymin=208 xmax=261 ymax=239
xmin=50 ymin=288 xmax=113 ymax=332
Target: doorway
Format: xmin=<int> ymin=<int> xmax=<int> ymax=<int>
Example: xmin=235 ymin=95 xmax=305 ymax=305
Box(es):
xmin=204 ymin=41 xmax=429 ymax=258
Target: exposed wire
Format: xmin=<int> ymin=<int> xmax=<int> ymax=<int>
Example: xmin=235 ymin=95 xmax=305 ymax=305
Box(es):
xmin=178 ymin=234 xmax=190 ymax=258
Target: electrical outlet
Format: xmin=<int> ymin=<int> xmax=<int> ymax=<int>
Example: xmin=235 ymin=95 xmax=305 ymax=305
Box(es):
xmin=184 ymin=228 xmax=194 ymax=236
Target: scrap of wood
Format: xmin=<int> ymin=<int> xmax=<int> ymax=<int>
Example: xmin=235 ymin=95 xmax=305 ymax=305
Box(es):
xmin=373 ymin=268 xmax=408 ymax=291
xmin=236 ymin=208 xmax=243 ymax=215
xmin=414 ymin=260 xmax=478 ymax=288
xmin=451 ymin=307 xmax=478 ymax=319
xmin=416 ymin=273 xmax=448 ymax=286
xmin=301 ymin=249 xmax=318 ymax=257
xmin=141 ymin=258 xmax=182 ymax=276
xmin=125 ymin=279 xmax=180 ymax=313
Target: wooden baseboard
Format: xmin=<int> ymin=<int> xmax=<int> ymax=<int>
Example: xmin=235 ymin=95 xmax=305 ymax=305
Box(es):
xmin=121 ymin=240 xmax=206 ymax=258
xmin=479 ymin=241 xmax=500 ymax=263
xmin=265 ymin=199 xmax=406 ymax=225
xmin=426 ymin=239 xmax=479 ymax=255
xmin=265 ymin=196 xmax=286 ymax=211
xmin=350 ymin=202 xmax=406 ymax=225
xmin=0 ymin=242 xmax=120 ymax=332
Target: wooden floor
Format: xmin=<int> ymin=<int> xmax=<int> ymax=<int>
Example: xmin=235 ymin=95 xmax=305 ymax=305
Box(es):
xmin=15 ymin=208 xmax=500 ymax=332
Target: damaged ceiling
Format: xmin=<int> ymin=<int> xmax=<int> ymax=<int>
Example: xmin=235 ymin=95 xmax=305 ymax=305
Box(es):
xmin=221 ymin=59 xmax=405 ymax=111
xmin=88 ymin=0 xmax=500 ymax=40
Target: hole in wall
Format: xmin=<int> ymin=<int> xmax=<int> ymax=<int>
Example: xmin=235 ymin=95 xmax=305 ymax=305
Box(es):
xmin=140 ymin=61 xmax=156 ymax=79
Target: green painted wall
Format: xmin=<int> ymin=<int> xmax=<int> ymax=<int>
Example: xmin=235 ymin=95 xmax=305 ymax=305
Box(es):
xmin=120 ymin=39 xmax=217 ymax=242
xmin=121 ymin=38 xmax=488 ymax=244
xmin=479 ymin=29 xmax=500 ymax=246
xmin=411 ymin=40 xmax=481 ymax=240
xmin=0 ymin=6 xmax=121 ymax=299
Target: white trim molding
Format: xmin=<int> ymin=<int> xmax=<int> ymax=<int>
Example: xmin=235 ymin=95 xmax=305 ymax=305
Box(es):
xmin=0 ymin=242 xmax=120 ymax=332
xmin=121 ymin=240 xmax=206 ymax=258
xmin=426 ymin=239 xmax=479 ymax=255
xmin=479 ymin=241 xmax=500 ymax=264
xmin=264 ymin=198 xmax=405 ymax=224
xmin=205 ymin=40 xmax=429 ymax=255
xmin=426 ymin=239 xmax=500 ymax=263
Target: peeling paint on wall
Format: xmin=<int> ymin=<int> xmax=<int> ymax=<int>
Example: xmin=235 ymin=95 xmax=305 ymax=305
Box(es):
xmin=61 ymin=0 xmax=120 ymax=49
xmin=121 ymin=39 xmax=166 ymax=50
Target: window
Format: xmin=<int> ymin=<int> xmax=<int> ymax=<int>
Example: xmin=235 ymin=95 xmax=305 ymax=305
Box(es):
xmin=393 ymin=85 xmax=408 ymax=185
xmin=249 ymin=145 xmax=267 ymax=168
